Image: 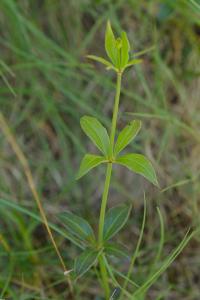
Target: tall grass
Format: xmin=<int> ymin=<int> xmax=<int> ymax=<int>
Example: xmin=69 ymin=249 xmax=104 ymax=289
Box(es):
xmin=0 ymin=0 xmax=200 ymax=299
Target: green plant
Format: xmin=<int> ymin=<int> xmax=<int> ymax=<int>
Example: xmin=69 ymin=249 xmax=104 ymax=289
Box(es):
xmin=58 ymin=20 xmax=195 ymax=300
xmin=61 ymin=21 xmax=159 ymax=299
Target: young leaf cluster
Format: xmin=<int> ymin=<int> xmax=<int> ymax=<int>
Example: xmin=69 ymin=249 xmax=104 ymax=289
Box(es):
xmin=87 ymin=21 xmax=142 ymax=73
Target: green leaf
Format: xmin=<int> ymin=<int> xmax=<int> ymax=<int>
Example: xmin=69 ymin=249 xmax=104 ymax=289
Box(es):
xmin=114 ymin=120 xmax=141 ymax=156
xmin=86 ymin=55 xmax=115 ymax=70
xmin=0 ymin=197 xmax=83 ymax=248
xmin=116 ymin=154 xmax=158 ymax=186
xmin=115 ymin=37 xmax=122 ymax=69
xmin=74 ymin=248 xmax=99 ymax=279
xmin=105 ymin=20 xmax=118 ymax=66
xmin=76 ymin=154 xmax=107 ymax=180
xmin=59 ymin=211 xmax=95 ymax=243
xmin=120 ymin=31 xmax=130 ymax=68
xmin=105 ymin=242 xmax=130 ymax=259
xmin=103 ymin=205 xmax=131 ymax=241
xmin=80 ymin=116 xmax=111 ymax=156
xmin=126 ymin=58 xmax=142 ymax=68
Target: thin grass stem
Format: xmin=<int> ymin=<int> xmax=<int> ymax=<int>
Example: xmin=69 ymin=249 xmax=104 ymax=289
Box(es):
xmin=0 ymin=112 xmax=74 ymax=297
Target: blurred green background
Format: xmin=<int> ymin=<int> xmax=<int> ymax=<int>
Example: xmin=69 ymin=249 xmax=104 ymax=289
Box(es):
xmin=0 ymin=0 xmax=200 ymax=299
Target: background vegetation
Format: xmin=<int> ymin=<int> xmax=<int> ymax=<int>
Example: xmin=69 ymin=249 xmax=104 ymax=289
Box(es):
xmin=0 ymin=0 xmax=200 ymax=299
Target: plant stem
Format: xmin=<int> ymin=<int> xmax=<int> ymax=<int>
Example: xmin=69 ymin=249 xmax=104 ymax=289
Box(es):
xmin=98 ymin=71 xmax=122 ymax=245
xmin=98 ymin=254 xmax=110 ymax=299
xmin=98 ymin=163 xmax=112 ymax=299
xmin=98 ymin=72 xmax=122 ymax=299
xmin=98 ymin=163 xmax=113 ymax=245
xmin=110 ymin=72 xmax=122 ymax=153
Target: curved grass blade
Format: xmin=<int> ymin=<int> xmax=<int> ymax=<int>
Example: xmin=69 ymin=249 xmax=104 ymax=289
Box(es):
xmin=120 ymin=195 xmax=147 ymax=300
xmin=0 ymin=198 xmax=83 ymax=249
xmin=131 ymin=230 xmax=194 ymax=299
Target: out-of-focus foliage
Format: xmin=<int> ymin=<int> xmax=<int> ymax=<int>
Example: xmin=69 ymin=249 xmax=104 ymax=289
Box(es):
xmin=0 ymin=0 xmax=200 ymax=299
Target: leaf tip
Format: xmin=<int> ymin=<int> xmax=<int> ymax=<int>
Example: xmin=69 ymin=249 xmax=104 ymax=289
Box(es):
xmin=75 ymin=174 xmax=81 ymax=181
xmin=155 ymin=178 xmax=160 ymax=188
xmin=106 ymin=19 xmax=112 ymax=30
xmin=152 ymin=175 xmax=159 ymax=187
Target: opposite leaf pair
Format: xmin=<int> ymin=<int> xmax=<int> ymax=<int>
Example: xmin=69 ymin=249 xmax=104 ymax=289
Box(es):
xmin=60 ymin=205 xmax=131 ymax=246
xmin=76 ymin=116 xmax=158 ymax=186
xmin=60 ymin=205 xmax=131 ymax=279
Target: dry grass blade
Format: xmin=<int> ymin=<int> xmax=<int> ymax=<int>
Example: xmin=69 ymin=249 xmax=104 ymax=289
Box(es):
xmin=0 ymin=111 xmax=74 ymax=296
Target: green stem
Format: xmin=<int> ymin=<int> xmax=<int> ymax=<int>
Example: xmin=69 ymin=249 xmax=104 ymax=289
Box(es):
xmin=98 ymin=255 xmax=110 ymax=299
xmin=98 ymin=72 xmax=122 ymax=299
xmin=98 ymin=163 xmax=113 ymax=245
xmin=98 ymin=72 xmax=122 ymax=244
xmin=110 ymin=72 xmax=122 ymax=153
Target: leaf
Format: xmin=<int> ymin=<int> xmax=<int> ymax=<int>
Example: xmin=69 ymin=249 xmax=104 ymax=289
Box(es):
xmin=126 ymin=58 xmax=142 ymax=68
xmin=86 ymin=55 xmax=115 ymax=70
xmin=120 ymin=31 xmax=130 ymax=68
xmin=0 ymin=197 xmax=82 ymax=248
xmin=114 ymin=120 xmax=141 ymax=156
xmin=115 ymin=37 xmax=122 ymax=69
xmin=103 ymin=205 xmax=131 ymax=241
xmin=74 ymin=248 xmax=99 ymax=279
xmin=76 ymin=154 xmax=107 ymax=180
xmin=116 ymin=154 xmax=158 ymax=186
xmin=105 ymin=20 xmax=118 ymax=66
xmin=80 ymin=116 xmax=111 ymax=156
xmin=105 ymin=242 xmax=130 ymax=259
xmin=59 ymin=211 xmax=95 ymax=243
